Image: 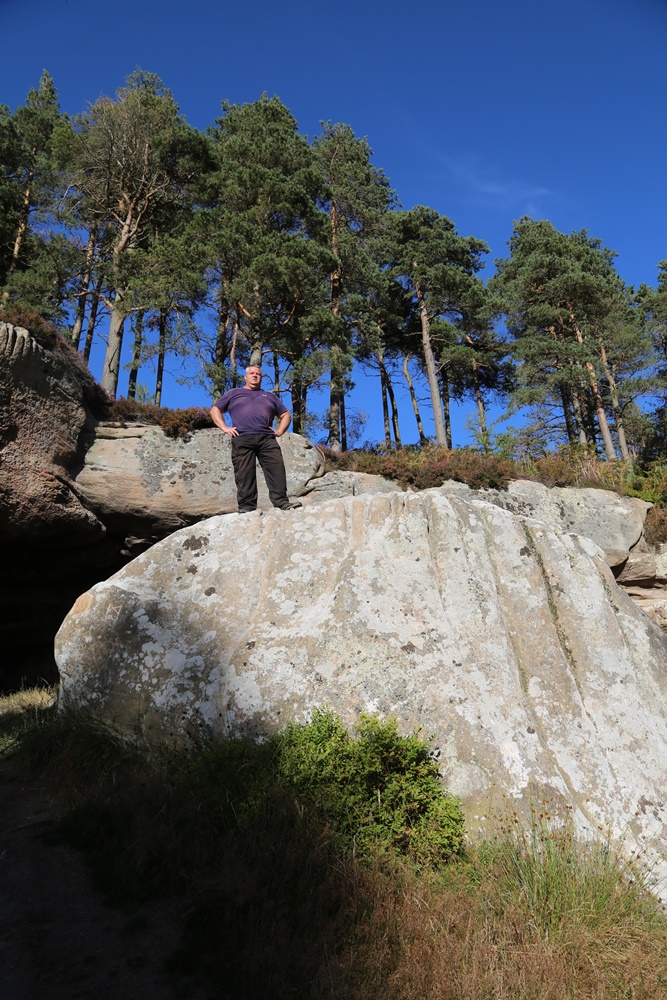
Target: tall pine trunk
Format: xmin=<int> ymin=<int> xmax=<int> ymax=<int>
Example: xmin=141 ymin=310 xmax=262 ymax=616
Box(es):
xmin=328 ymin=344 xmax=343 ymax=452
xmin=291 ymin=376 xmax=304 ymax=435
xmin=598 ymin=338 xmax=630 ymax=460
xmin=416 ymin=285 xmax=447 ymax=446
xmin=377 ymin=346 xmax=392 ymax=447
xmin=559 ymin=383 xmax=578 ymax=443
xmin=83 ymin=274 xmax=103 ymax=363
xmin=71 ymin=228 xmax=97 ymax=350
xmin=570 ymin=315 xmax=616 ymax=459
xmin=154 ymin=310 xmax=167 ymax=406
xmin=340 ymin=394 xmax=347 ymax=451
xmin=403 ymin=355 xmax=428 ymax=446
xmin=388 ymin=379 xmax=401 ymax=446
xmin=472 ymin=362 xmax=487 ymax=442
xmin=438 ymin=369 xmax=453 ymax=449
xmin=213 ymin=300 xmax=231 ymax=396
xmin=3 ymin=169 xmax=34 ymax=299
xmin=127 ymin=310 xmax=144 ymax=400
xmin=249 ymin=335 xmax=263 ymax=369
xmin=101 ymin=290 xmax=126 ymax=397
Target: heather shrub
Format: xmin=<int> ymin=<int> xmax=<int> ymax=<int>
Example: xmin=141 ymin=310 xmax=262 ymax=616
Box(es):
xmin=107 ymin=398 xmax=212 ymax=438
xmin=322 ymin=445 xmax=514 ymax=491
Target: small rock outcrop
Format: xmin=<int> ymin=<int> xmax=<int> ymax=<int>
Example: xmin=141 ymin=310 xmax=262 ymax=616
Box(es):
xmin=299 ymin=469 xmax=404 ymax=504
xmin=0 ymin=324 xmax=114 ymax=687
xmin=75 ymin=423 xmax=324 ymax=536
xmin=439 ymin=478 xmax=650 ymax=570
xmin=0 ymin=321 xmax=324 ymax=687
xmin=56 ymin=489 xmax=667 ymax=871
xmin=0 ymin=323 xmax=106 ymax=540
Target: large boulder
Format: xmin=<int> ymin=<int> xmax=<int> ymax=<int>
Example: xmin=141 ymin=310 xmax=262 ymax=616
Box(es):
xmin=439 ymin=478 xmax=650 ymax=570
xmin=56 ymin=489 xmax=667 ymax=869
xmin=75 ymin=423 xmax=324 ymax=535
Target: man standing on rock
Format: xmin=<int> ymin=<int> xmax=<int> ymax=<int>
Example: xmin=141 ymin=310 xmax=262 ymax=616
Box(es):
xmin=210 ymin=365 xmax=303 ymax=514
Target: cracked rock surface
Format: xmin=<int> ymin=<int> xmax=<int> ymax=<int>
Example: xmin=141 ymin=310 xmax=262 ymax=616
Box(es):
xmin=56 ymin=488 xmax=667 ymax=881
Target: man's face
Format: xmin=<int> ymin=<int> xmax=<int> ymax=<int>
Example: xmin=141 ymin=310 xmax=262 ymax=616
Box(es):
xmin=244 ymin=366 xmax=262 ymax=390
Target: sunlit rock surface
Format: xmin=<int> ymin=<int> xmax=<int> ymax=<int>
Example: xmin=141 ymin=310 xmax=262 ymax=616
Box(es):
xmin=56 ymin=488 xmax=667 ymax=872
xmin=75 ymin=424 xmax=324 ymax=534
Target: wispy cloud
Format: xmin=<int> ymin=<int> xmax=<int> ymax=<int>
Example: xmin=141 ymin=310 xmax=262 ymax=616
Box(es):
xmin=432 ymin=151 xmax=556 ymax=217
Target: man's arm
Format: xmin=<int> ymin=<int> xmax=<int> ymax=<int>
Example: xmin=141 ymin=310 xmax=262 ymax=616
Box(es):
xmin=210 ymin=405 xmax=238 ymax=437
xmin=274 ymin=410 xmax=291 ymax=437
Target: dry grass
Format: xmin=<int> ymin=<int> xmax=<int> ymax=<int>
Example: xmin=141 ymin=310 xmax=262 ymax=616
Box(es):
xmin=325 ymin=844 xmax=667 ymax=1000
xmin=3 ymin=692 xmax=666 ymax=999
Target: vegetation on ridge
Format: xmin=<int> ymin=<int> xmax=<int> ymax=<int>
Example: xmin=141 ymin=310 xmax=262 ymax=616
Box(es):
xmin=2 ymin=692 xmax=666 ymax=998
xmin=4 ymin=70 xmax=667 ymax=463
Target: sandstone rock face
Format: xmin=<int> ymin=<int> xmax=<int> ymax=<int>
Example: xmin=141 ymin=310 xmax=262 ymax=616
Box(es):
xmin=56 ymin=489 xmax=667 ymax=868
xmin=75 ymin=424 xmax=324 ymax=534
xmin=439 ymin=479 xmax=650 ymax=570
xmin=0 ymin=323 xmax=105 ymax=541
xmin=0 ymin=323 xmax=116 ymax=687
xmin=300 ymin=470 xmax=404 ymax=504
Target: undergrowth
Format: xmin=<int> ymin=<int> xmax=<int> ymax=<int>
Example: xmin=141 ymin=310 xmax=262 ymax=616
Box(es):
xmin=2 ymin=693 xmax=666 ymax=999
xmin=106 ymin=397 xmax=212 ymax=438
xmin=322 ymin=443 xmax=667 ymax=546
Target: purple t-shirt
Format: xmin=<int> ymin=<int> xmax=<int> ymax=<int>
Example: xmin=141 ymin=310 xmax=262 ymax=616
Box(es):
xmin=213 ymin=387 xmax=288 ymax=435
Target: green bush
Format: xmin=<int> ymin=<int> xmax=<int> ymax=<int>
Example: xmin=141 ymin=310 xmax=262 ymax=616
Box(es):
xmin=276 ymin=710 xmax=463 ymax=864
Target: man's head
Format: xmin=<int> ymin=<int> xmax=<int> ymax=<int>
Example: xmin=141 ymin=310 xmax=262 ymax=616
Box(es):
xmin=244 ymin=365 xmax=262 ymax=390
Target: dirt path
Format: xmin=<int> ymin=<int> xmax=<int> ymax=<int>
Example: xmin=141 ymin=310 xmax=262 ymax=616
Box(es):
xmin=0 ymin=767 xmax=205 ymax=999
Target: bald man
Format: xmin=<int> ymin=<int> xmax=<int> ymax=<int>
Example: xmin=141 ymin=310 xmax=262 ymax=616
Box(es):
xmin=210 ymin=366 xmax=303 ymax=513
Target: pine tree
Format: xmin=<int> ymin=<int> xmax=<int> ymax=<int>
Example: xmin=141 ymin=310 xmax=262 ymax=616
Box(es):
xmin=380 ymin=207 xmax=488 ymax=447
xmin=312 ymin=122 xmax=395 ymax=450
xmin=492 ymin=218 xmax=653 ymax=458
xmin=58 ymin=70 xmax=207 ymax=396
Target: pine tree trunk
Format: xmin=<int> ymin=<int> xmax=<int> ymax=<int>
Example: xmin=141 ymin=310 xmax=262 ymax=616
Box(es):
xmin=340 ymin=393 xmax=347 ymax=451
xmin=439 ymin=370 xmax=453 ymax=449
xmin=101 ymin=291 xmax=126 ymax=397
xmin=559 ymin=384 xmax=577 ymax=443
xmin=473 ymin=364 xmax=487 ymax=440
xmin=416 ymin=286 xmax=447 ymax=446
xmin=378 ymin=349 xmax=392 ymax=448
xmin=7 ymin=171 xmax=34 ymax=276
xmin=570 ymin=318 xmax=616 ymax=459
xmin=598 ymin=339 xmax=630 ymax=461
xmin=403 ymin=355 xmax=428 ymax=446
xmin=568 ymin=372 xmax=591 ymax=446
xmin=387 ymin=375 xmax=401 ymax=447
xmin=230 ymin=316 xmax=240 ymax=386
xmin=249 ymin=339 xmax=263 ymax=368
xmin=71 ymin=228 xmax=97 ymax=350
xmin=127 ymin=311 xmax=144 ymax=400
xmin=154 ymin=310 xmax=166 ymax=407
xmin=291 ymin=376 xmax=303 ymax=435
xmin=328 ymin=344 xmax=343 ymax=452
xmin=213 ymin=302 xmax=230 ymax=396
xmin=83 ymin=274 xmax=103 ymax=364
xmin=272 ymin=351 xmax=280 ymax=391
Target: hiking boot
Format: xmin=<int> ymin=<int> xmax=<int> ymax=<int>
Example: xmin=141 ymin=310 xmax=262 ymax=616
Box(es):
xmin=279 ymin=501 xmax=302 ymax=510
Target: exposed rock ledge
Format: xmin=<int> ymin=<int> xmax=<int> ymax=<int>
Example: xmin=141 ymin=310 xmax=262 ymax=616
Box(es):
xmin=56 ymin=489 xmax=667 ymax=878
xmin=75 ymin=422 xmax=325 ymax=537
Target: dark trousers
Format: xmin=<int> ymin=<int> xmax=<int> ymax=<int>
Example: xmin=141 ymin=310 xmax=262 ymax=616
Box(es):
xmin=231 ymin=434 xmax=289 ymax=512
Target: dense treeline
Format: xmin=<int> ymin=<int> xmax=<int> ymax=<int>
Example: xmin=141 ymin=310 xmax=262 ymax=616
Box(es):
xmin=3 ymin=69 xmax=667 ymax=458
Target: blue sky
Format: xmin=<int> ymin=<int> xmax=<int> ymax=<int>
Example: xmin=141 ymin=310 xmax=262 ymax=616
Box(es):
xmin=2 ymin=0 xmax=666 ymax=445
